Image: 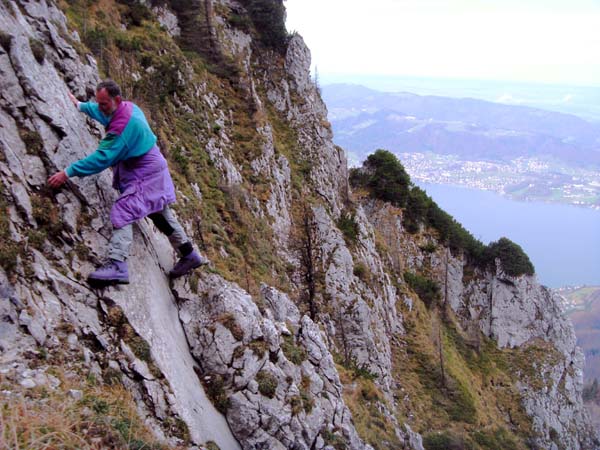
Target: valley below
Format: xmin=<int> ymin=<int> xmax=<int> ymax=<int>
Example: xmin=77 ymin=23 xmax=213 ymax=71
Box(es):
xmin=562 ymin=286 xmax=600 ymax=431
xmin=398 ymin=152 xmax=600 ymax=209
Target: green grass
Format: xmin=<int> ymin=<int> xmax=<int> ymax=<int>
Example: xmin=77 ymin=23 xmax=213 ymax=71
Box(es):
xmin=338 ymin=363 xmax=401 ymax=449
xmin=281 ymin=334 xmax=306 ymax=365
xmin=202 ymin=374 xmax=230 ymax=413
xmin=256 ymin=370 xmax=278 ymax=398
xmin=404 ymin=271 xmax=441 ymax=308
xmin=337 ymin=211 xmax=359 ymax=245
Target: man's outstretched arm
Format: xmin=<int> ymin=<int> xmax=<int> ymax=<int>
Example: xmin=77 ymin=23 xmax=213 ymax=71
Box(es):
xmin=48 ymin=132 xmax=127 ymax=189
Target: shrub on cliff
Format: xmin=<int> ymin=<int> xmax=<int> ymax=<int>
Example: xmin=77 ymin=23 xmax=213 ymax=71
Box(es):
xmin=423 ymin=431 xmax=469 ymax=450
xmin=337 ymin=211 xmax=360 ymax=245
xmin=403 ymin=185 xmax=431 ymax=232
xmin=116 ymin=0 xmax=151 ymax=27
xmin=350 ymin=151 xmax=536 ymax=278
xmin=482 ymin=237 xmax=535 ymax=277
xmin=404 ymin=271 xmax=441 ymax=307
xmin=350 ymin=149 xmax=411 ymax=207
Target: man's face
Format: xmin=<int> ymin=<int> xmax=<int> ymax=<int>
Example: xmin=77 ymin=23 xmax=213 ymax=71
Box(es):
xmin=96 ymin=88 xmax=121 ymax=116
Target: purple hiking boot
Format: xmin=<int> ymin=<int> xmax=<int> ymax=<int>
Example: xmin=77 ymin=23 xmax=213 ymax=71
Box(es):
xmin=88 ymin=259 xmax=129 ymax=285
xmin=169 ymin=250 xmax=209 ymax=279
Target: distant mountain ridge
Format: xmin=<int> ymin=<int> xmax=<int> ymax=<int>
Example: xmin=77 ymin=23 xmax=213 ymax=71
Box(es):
xmin=324 ymin=83 xmax=600 ymax=167
xmin=320 ymin=75 xmax=600 ymax=122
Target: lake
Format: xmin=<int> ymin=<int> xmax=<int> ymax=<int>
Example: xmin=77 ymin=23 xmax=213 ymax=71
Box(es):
xmin=418 ymin=183 xmax=600 ymax=288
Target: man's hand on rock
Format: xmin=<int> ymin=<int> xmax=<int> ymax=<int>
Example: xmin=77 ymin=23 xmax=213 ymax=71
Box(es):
xmin=68 ymin=92 xmax=79 ymax=108
xmin=48 ymin=170 xmax=68 ymax=189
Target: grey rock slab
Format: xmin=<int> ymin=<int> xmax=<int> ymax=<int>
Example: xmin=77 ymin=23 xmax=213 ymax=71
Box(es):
xmin=9 ymin=181 xmax=34 ymax=224
xmin=19 ymin=378 xmax=36 ymax=389
xmin=285 ymin=35 xmax=312 ymax=93
xmin=144 ymin=379 xmax=169 ymax=420
xmin=227 ymin=391 xmax=261 ymax=443
xmin=18 ymin=309 xmax=46 ymax=345
xmin=68 ymin=389 xmax=83 ymax=400
xmin=99 ymin=222 xmax=240 ymax=449
xmin=152 ymin=5 xmax=180 ymax=37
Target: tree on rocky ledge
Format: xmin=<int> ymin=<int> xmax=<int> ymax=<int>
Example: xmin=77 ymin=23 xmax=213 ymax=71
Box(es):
xmin=293 ymin=204 xmax=320 ymax=320
xmin=483 ymin=237 xmax=535 ymax=277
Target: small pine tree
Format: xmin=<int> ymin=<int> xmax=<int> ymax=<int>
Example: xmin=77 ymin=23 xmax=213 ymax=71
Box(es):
xmin=350 ymin=149 xmax=411 ymax=207
xmin=483 ymin=237 xmax=535 ymax=277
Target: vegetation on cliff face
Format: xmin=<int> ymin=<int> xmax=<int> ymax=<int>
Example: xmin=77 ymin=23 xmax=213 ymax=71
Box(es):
xmin=347 ymin=154 xmax=551 ymax=449
xmin=481 ymin=238 xmax=535 ymax=277
xmin=0 ymin=191 xmax=20 ymax=273
xmin=350 ymin=149 xmax=535 ymax=277
xmin=390 ymin=295 xmax=551 ymax=450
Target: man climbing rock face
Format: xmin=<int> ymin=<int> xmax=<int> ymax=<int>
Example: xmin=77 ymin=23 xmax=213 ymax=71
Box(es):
xmin=48 ymin=79 xmax=208 ymax=285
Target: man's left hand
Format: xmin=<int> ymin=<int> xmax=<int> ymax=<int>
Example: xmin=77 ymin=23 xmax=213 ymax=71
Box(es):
xmin=48 ymin=170 xmax=68 ymax=189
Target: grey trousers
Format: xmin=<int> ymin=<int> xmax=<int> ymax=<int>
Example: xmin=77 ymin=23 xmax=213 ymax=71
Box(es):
xmin=108 ymin=206 xmax=189 ymax=262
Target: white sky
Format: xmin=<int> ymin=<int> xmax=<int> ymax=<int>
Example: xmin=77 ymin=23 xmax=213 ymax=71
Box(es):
xmin=285 ymin=0 xmax=600 ymax=86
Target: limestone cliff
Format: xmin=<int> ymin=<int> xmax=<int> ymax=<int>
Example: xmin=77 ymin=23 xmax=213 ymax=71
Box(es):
xmin=0 ymin=1 xmax=597 ymax=449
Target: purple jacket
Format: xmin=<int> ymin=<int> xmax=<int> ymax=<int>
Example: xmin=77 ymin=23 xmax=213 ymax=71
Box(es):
xmin=69 ymin=99 xmax=176 ymax=228
xmin=110 ymin=145 xmax=176 ymax=229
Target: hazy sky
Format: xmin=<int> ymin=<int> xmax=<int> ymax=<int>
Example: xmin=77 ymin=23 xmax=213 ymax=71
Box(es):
xmin=285 ymin=0 xmax=600 ymax=86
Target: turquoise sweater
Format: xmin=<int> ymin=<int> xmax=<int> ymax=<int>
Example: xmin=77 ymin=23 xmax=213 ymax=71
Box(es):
xmin=66 ymin=101 xmax=157 ymax=177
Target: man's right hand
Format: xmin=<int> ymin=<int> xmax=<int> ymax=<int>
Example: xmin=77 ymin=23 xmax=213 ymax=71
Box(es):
xmin=48 ymin=170 xmax=69 ymax=189
xmin=68 ymin=92 xmax=79 ymax=108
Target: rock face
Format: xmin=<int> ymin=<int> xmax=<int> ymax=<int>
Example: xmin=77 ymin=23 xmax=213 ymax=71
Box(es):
xmin=363 ymin=200 xmax=598 ymax=449
xmin=461 ymin=266 xmax=596 ymax=450
xmin=310 ymin=204 xmax=403 ymax=394
xmin=0 ymin=0 xmax=597 ymax=449
xmin=175 ymin=277 xmax=369 ymax=449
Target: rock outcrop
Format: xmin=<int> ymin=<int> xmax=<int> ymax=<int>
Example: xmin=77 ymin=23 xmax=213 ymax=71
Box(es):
xmin=462 ymin=266 xmax=595 ymax=450
xmin=0 ymin=2 xmax=239 ymax=447
xmin=174 ymin=277 xmax=368 ymax=449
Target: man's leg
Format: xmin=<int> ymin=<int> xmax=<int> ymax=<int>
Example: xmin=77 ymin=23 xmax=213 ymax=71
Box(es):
xmin=108 ymin=225 xmax=133 ymax=262
xmin=148 ymin=206 xmax=208 ymax=278
xmin=148 ymin=207 xmax=189 ymax=255
xmin=88 ymin=225 xmax=131 ymax=284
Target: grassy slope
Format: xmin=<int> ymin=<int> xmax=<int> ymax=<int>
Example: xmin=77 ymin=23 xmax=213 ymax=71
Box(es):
xmin=1 ymin=364 xmax=181 ymax=449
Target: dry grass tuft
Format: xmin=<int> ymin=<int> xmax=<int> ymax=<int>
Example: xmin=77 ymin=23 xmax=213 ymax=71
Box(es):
xmin=0 ymin=369 xmax=175 ymax=449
